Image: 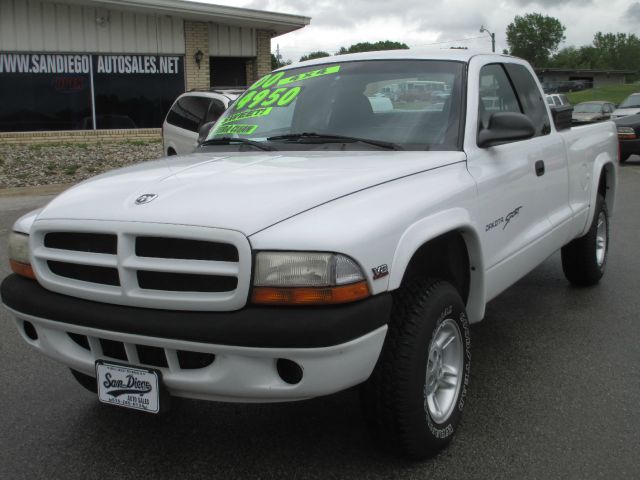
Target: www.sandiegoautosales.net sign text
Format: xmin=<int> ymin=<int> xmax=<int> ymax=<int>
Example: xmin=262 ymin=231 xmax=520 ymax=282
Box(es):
xmin=0 ymin=53 xmax=181 ymax=75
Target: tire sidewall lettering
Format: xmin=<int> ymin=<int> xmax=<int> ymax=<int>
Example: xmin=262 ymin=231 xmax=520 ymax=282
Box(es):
xmin=424 ymin=303 xmax=471 ymax=439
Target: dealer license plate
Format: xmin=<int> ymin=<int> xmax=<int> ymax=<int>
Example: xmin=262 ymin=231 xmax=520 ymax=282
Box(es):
xmin=96 ymin=361 xmax=161 ymax=414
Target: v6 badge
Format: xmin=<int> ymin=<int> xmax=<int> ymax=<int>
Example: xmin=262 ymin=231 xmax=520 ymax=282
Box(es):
xmin=372 ymin=264 xmax=389 ymax=280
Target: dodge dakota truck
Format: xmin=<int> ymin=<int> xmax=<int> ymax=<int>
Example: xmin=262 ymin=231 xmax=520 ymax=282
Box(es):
xmin=2 ymin=51 xmax=618 ymax=459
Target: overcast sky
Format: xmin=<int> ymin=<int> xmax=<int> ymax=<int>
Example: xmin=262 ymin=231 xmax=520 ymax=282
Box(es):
xmin=195 ymin=0 xmax=640 ymax=62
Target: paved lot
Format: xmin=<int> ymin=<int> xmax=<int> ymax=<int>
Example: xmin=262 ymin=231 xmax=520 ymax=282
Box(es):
xmin=1 ymin=160 xmax=639 ymax=479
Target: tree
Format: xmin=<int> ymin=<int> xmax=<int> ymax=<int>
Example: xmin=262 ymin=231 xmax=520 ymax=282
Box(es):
xmin=336 ymin=40 xmax=409 ymax=55
xmin=549 ymin=32 xmax=640 ymax=76
xmin=591 ymin=32 xmax=640 ymax=71
xmin=299 ymin=51 xmax=331 ymax=62
xmin=271 ymin=53 xmax=291 ymax=70
xmin=549 ymin=45 xmax=598 ymax=69
xmin=506 ymin=13 xmax=565 ymax=67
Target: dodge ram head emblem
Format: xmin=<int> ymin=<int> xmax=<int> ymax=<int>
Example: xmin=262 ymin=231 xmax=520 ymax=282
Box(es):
xmin=135 ymin=194 xmax=158 ymax=205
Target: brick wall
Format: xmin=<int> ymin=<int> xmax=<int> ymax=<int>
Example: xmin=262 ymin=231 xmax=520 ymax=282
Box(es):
xmin=245 ymin=58 xmax=256 ymax=85
xmin=184 ymin=20 xmax=210 ymax=90
xmin=255 ymin=29 xmax=272 ymax=79
xmin=0 ymin=129 xmax=161 ymax=145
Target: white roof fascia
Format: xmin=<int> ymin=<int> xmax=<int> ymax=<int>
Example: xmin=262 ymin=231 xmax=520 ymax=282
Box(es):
xmin=67 ymin=0 xmax=310 ymax=36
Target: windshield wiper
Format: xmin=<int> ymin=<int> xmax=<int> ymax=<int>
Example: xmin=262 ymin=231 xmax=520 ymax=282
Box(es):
xmin=200 ymin=137 xmax=276 ymax=151
xmin=267 ymin=132 xmax=404 ymax=150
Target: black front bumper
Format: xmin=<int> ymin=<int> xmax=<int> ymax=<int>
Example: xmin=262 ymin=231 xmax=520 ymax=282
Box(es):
xmin=1 ymin=274 xmax=391 ymax=348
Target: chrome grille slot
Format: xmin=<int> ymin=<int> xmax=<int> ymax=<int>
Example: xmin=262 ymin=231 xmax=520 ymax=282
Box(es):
xmin=136 ymin=236 xmax=238 ymax=262
xmin=44 ymin=232 xmax=117 ymax=254
xmin=48 ymin=260 xmax=120 ymax=286
xmin=32 ymin=220 xmax=252 ymax=311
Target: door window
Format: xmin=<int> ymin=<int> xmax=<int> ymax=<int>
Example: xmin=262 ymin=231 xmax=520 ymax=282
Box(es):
xmin=504 ymin=63 xmax=551 ymax=136
xmin=478 ymin=64 xmax=521 ymax=131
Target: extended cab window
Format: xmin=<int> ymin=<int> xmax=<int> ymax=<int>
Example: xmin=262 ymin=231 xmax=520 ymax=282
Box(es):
xmin=504 ymin=63 xmax=551 ymax=136
xmin=478 ymin=64 xmax=521 ymax=131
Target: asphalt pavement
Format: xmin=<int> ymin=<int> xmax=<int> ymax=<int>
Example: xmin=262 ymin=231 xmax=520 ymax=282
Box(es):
xmin=1 ymin=160 xmax=639 ymax=479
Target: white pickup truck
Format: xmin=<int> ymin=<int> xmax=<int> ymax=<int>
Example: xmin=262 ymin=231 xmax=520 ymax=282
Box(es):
xmin=2 ymin=51 xmax=618 ymax=459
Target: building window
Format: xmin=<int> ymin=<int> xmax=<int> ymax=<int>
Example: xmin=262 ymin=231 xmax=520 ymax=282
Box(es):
xmin=92 ymin=55 xmax=184 ymax=129
xmin=0 ymin=54 xmax=92 ymax=131
xmin=0 ymin=53 xmax=185 ymax=132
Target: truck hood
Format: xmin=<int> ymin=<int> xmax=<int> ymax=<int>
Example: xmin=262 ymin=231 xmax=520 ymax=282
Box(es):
xmin=36 ymin=150 xmax=465 ymax=235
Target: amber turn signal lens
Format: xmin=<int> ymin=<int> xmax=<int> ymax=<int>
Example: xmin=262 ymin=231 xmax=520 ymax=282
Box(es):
xmin=252 ymin=281 xmax=370 ymax=305
xmin=10 ymin=260 xmax=36 ymax=280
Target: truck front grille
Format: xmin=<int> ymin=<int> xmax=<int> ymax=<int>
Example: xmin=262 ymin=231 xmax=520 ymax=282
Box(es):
xmin=31 ymin=220 xmax=252 ymax=311
xmin=135 ymin=236 xmax=238 ymax=262
xmin=48 ymin=261 xmax=121 ymax=286
xmin=44 ymin=232 xmax=117 ymax=254
xmin=136 ymin=270 xmax=238 ymax=292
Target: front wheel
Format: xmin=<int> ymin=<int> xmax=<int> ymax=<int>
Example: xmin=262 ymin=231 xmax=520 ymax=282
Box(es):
xmin=561 ymin=194 xmax=609 ymax=286
xmin=361 ymin=279 xmax=471 ymax=459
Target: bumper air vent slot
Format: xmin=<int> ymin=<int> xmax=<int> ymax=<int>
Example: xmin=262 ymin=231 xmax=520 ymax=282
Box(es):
xmin=68 ymin=333 xmax=90 ymax=350
xmin=136 ymin=345 xmax=168 ymax=368
xmin=100 ymin=339 xmax=127 ymax=360
xmin=177 ymin=350 xmax=216 ymax=369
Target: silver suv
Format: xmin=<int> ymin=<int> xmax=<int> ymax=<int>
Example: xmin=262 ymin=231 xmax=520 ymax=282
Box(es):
xmin=163 ymin=89 xmax=244 ymax=156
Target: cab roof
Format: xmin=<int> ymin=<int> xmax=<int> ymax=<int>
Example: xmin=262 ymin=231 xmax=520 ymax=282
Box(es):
xmin=280 ymin=49 xmax=516 ymax=70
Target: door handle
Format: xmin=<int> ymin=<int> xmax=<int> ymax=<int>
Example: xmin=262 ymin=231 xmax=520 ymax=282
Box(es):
xmin=535 ymin=160 xmax=545 ymax=177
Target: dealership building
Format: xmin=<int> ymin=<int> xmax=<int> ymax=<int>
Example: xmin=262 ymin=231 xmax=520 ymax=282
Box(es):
xmin=0 ymin=0 xmax=309 ymax=138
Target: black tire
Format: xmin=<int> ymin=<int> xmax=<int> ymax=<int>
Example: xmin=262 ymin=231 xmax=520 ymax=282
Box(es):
xmin=361 ymin=279 xmax=471 ymax=460
xmin=561 ymin=194 xmax=609 ymax=286
xmin=167 ymin=148 xmax=177 ymax=156
xmin=70 ymin=368 xmax=98 ymax=393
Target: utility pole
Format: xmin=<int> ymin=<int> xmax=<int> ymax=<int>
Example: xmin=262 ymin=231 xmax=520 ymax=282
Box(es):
xmin=479 ymin=25 xmax=495 ymax=53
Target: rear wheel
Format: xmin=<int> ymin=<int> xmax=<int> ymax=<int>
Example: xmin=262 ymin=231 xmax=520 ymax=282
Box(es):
xmin=561 ymin=194 xmax=609 ymax=286
xmin=361 ymin=279 xmax=471 ymax=459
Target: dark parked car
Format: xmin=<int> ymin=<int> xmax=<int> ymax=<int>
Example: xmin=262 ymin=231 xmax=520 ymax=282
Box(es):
xmin=615 ymin=114 xmax=640 ymax=163
xmin=572 ymin=101 xmax=615 ymax=124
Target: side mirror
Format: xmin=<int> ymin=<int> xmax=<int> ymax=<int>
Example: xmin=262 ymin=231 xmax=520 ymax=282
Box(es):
xmin=478 ymin=112 xmax=536 ymax=148
xmin=197 ymin=121 xmax=216 ymax=145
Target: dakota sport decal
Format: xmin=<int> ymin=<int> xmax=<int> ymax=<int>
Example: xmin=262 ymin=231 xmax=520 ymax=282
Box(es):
xmin=485 ymin=206 xmax=523 ymax=232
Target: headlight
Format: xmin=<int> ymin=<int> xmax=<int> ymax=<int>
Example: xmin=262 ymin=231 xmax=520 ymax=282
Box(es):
xmin=617 ymin=127 xmax=637 ymax=140
xmin=8 ymin=232 xmax=35 ymax=279
xmin=252 ymin=252 xmax=369 ymax=305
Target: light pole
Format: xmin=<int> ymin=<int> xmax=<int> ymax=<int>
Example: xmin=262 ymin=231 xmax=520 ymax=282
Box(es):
xmin=480 ymin=25 xmax=495 ymax=53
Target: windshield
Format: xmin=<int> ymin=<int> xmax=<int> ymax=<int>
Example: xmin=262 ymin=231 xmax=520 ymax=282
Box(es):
xmin=574 ymin=103 xmax=603 ymax=113
xmin=619 ymin=94 xmax=640 ymax=109
xmin=205 ymin=60 xmax=465 ymax=150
